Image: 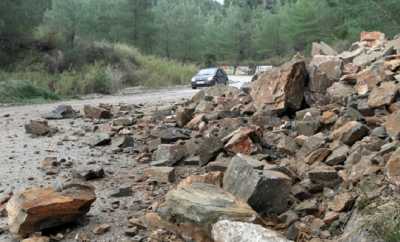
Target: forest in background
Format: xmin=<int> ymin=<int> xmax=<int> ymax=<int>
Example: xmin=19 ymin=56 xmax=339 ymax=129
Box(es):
xmin=0 ymin=0 xmax=400 ymax=101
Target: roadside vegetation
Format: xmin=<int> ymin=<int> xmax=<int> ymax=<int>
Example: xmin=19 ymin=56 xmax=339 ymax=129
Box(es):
xmin=1 ymin=0 xmax=399 ymax=103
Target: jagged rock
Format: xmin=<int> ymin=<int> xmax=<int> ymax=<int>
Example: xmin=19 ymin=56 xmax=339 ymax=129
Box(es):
xmin=223 ymin=155 xmax=291 ymax=214
xmin=305 ymin=148 xmax=331 ymax=165
xmin=325 ymin=145 xmax=349 ymax=166
xmin=368 ymin=82 xmax=399 ymax=108
xmin=83 ymin=105 xmax=112 ymax=119
xmin=152 ymin=143 xmax=186 ymax=166
xmin=191 ymin=85 xmax=240 ymax=104
xmin=88 ymin=133 xmax=111 ymax=147
xmin=185 ymin=114 xmax=206 ymax=130
xmin=112 ymin=135 xmax=134 ymax=149
xmin=74 ymin=166 xmax=105 ymax=180
xmin=320 ymin=111 xmax=338 ymax=125
xmin=309 ymin=55 xmax=342 ymax=93
xmin=331 ymin=121 xmax=369 ymax=146
xmin=327 ymin=82 xmax=354 ymax=105
xmin=93 ymin=223 xmax=111 ymax=235
xmin=385 ymin=110 xmax=400 ymax=140
xmin=177 ymin=172 xmax=223 ymax=189
xmin=250 ymin=58 xmax=307 ymax=112
xmin=112 ymin=118 xmax=134 ymax=126
xmin=360 ymin=31 xmax=385 ymax=47
xmin=295 ymin=121 xmax=320 ymax=136
xmin=328 ymin=192 xmax=355 ymax=212
xmin=212 ymin=220 xmax=292 ymax=242
xmin=25 ymin=119 xmax=55 ymax=136
xmin=385 ymin=148 xmax=400 ymax=187
xmin=109 ymin=185 xmax=133 ymax=198
xmin=297 ymin=134 xmax=326 ymax=160
xmin=198 ymin=136 xmax=224 ymax=166
xmin=160 ymin=127 xmax=191 ymax=143
xmin=42 ymin=105 xmax=77 ymax=120
xmin=308 ymin=165 xmax=342 ymax=188
xmin=355 ymin=63 xmax=386 ymax=95
xmin=144 ymin=167 xmax=176 ymax=183
xmin=277 ymin=135 xmax=299 ymax=156
xmin=223 ymin=127 xmax=260 ymax=155
xmin=311 ymin=41 xmax=337 ymax=56
xmin=295 ymin=198 xmax=319 ymax=215
xmin=7 ymin=183 xmax=96 ymax=238
xmin=159 ymin=183 xmax=256 ymax=227
xmin=176 ymin=107 xmax=195 ymax=127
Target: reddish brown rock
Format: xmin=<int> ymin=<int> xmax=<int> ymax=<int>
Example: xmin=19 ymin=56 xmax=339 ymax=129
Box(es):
xmin=21 ymin=236 xmax=50 ymax=242
xmin=355 ymin=64 xmax=386 ymax=95
xmin=144 ymin=166 xmax=176 ymax=183
xmin=328 ymin=192 xmax=355 ymax=212
xmin=6 ymin=183 xmax=96 ymax=238
xmin=177 ymin=172 xmax=223 ymax=189
xmin=360 ymin=31 xmax=385 ymax=47
xmin=176 ymin=107 xmax=195 ymax=127
xmin=25 ymin=120 xmax=53 ymax=136
xmin=250 ymin=58 xmax=307 ymax=112
xmin=223 ymin=127 xmax=260 ymax=155
xmin=83 ymin=105 xmax=112 ymax=119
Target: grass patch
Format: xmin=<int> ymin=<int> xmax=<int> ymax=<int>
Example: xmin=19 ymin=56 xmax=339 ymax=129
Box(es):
xmin=0 ymin=79 xmax=59 ymax=104
xmin=361 ymin=201 xmax=400 ymax=242
xmin=0 ymin=41 xmax=197 ymax=104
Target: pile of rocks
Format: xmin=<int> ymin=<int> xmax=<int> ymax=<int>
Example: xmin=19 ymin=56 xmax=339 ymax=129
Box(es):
xmin=5 ymin=31 xmax=400 ymax=241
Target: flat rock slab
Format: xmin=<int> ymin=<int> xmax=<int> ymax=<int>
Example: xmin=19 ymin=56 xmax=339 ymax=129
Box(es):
xmin=6 ymin=183 xmax=96 ymax=238
xmin=159 ymin=183 xmax=256 ymax=226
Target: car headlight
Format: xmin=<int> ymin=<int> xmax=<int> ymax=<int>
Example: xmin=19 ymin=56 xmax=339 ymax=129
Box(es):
xmin=207 ymin=76 xmax=214 ymax=81
xmin=191 ymin=77 xmax=196 ymax=82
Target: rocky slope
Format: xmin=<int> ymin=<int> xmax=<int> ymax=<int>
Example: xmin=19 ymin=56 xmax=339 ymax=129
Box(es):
xmin=2 ymin=31 xmax=400 ymax=242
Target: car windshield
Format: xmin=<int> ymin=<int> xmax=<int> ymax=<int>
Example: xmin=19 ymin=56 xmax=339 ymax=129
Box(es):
xmin=197 ymin=68 xmax=217 ymax=75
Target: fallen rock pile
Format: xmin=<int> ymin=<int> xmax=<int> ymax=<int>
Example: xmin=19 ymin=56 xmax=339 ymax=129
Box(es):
xmin=5 ymin=31 xmax=400 ymax=241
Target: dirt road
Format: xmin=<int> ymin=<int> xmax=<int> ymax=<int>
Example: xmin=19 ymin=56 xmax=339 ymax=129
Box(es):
xmin=0 ymin=76 xmax=251 ymax=241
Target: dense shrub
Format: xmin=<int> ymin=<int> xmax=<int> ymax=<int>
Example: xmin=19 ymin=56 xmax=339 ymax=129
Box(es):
xmin=0 ymin=79 xmax=59 ymax=103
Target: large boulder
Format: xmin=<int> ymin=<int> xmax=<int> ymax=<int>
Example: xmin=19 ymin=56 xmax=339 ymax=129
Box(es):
xmin=25 ymin=120 xmax=56 ymax=136
xmin=308 ymin=55 xmax=342 ymax=93
xmin=7 ymin=183 xmax=96 ymax=238
xmin=223 ymin=154 xmax=291 ymax=214
xmin=250 ymin=58 xmax=307 ymax=112
xmin=152 ymin=143 xmax=186 ymax=166
xmin=212 ymin=220 xmax=292 ymax=242
xmin=368 ymin=82 xmax=399 ymax=108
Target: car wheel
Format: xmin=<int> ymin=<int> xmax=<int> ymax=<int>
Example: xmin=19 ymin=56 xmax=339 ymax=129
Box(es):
xmin=192 ymin=86 xmax=197 ymax=89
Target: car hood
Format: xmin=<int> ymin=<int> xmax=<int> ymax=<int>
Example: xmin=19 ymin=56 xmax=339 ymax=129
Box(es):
xmin=193 ymin=74 xmax=213 ymax=81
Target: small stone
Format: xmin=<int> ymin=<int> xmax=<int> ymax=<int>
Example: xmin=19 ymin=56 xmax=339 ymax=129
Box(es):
xmin=159 ymin=127 xmax=191 ymax=143
xmin=84 ymin=105 xmax=112 ymax=119
xmin=124 ymin=227 xmax=138 ymax=237
xmin=223 ymin=127 xmax=260 ymax=155
xmin=25 ymin=119 xmax=54 ymax=136
xmin=93 ymin=224 xmax=111 ymax=235
xmin=325 ymin=145 xmax=349 ymax=166
xmin=109 ymin=185 xmax=133 ymax=198
xmin=113 ymin=118 xmax=134 ymax=126
xmin=88 ymin=133 xmax=111 ymax=147
xmin=74 ymin=166 xmax=105 ymax=180
xmin=295 ymin=199 xmax=319 ymax=215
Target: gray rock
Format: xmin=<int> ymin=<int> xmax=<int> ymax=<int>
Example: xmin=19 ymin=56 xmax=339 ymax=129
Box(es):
xmin=88 ymin=133 xmax=111 ymax=147
xmin=152 ymin=143 xmax=186 ymax=166
xmin=331 ymin=121 xmax=369 ymax=146
xmin=159 ymin=183 xmax=256 ymax=226
xmin=223 ymin=155 xmax=291 ymax=214
xmin=159 ymin=127 xmax=191 ymax=144
xmin=199 ymin=136 xmax=224 ymax=166
xmin=212 ymin=220 xmax=292 ymax=242
xmin=325 ymin=145 xmax=349 ymax=166
xmin=42 ymin=105 xmax=77 ymax=120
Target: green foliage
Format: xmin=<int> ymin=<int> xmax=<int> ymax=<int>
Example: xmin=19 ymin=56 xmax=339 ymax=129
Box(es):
xmin=0 ymin=79 xmax=59 ymax=104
